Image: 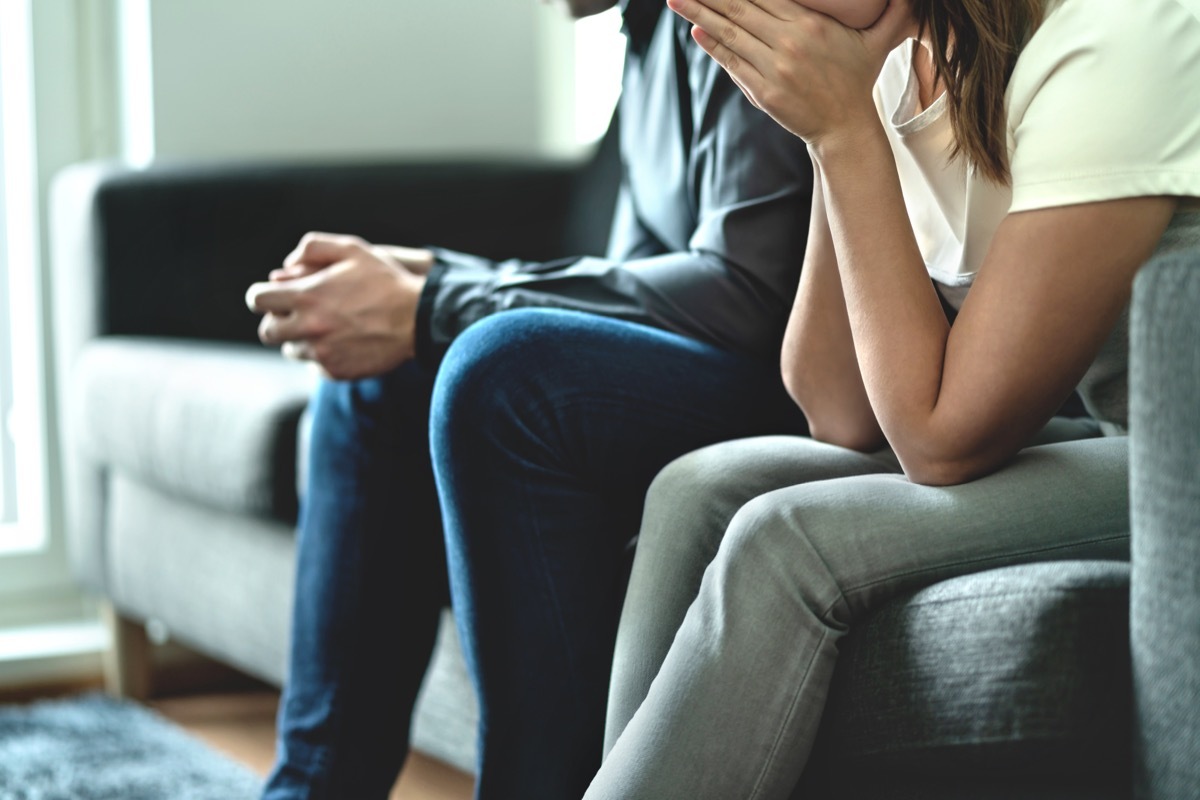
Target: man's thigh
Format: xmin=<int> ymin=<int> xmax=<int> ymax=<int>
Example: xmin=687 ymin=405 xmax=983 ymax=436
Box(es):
xmin=432 ymin=308 xmax=809 ymax=499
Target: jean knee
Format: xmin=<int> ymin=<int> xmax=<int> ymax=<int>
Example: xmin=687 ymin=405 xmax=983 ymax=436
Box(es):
xmin=645 ymin=447 xmax=735 ymax=517
xmin=431 ymin=311 xmax=558 ymax=435
xmin=718 ymin=492 xmax=852 ymax=629
xmin=643 ymin=439 xmax=804 ymax=559
xmin=308 ymin=373 xmax=395 ymax=441
xmin=641 ymin=448 xmax=750 ymax=555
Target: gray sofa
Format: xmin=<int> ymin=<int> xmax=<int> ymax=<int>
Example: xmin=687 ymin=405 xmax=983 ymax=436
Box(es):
xmin=49 ymin=138 xmax=620 ymax=773
xmin=50 ymin=132 xmax=1198 ymax=794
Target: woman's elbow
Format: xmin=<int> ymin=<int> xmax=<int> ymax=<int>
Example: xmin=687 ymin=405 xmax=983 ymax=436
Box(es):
xmin=899 ymin=449 xmax=1001 ymax=487
xmin=784 ymin=374 xmax=886 ymax=453
xmin=902 ymin=459 xmax=974 ymax=487
xmin=808 ymin=420 xmax=888 ymax=454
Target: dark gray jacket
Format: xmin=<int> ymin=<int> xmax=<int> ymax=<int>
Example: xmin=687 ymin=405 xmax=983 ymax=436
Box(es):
xmin=415 ymin=0 xmax=813 ymax=369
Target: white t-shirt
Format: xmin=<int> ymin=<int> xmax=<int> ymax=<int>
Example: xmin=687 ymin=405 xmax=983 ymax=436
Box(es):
xmin=873 ymin=0 xmax=1200 ymax=431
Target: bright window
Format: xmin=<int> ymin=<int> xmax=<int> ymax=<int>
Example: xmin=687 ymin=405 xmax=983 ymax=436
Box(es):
xmin=574 ymin=6 xmax=625 ymax=147
xmin=0 ymin=0 xmax=49 ymax=558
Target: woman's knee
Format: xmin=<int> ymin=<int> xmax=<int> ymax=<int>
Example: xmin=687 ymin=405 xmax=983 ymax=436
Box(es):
xmin=644 ymin=446 xmax=746 ymax=524
xmin=639 ymin=440 xmax=792 ymax=563
xmin=642 ymin=436 xmax=886 ymax=555
xmin=716 ymin=489 xmax=856 ymax=629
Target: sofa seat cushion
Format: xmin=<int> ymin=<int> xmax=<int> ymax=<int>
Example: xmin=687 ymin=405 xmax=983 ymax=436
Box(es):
xmin=73 ymin=337 xmax=316 ymax=521
xmin=811 ymin=560 xmax=1131 ymax=787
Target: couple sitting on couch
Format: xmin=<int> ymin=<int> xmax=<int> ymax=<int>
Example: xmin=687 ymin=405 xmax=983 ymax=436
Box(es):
xmin=246 ymin=0 xmax=1200 ymax=797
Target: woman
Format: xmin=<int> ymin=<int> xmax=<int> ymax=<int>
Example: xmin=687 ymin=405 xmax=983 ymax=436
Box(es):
xmin=585 ymin=0 xmax=1200 ymax=797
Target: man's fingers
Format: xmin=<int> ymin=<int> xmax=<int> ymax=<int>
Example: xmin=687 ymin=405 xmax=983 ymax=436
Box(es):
xmin=258 ymin=309 xmax=322 ymax=345
xmin=258 ymin=311 xmax=297 ymax=346
xmin=270 ymin=262 xmax=324 ymax=282
xmin=283 ymin=232 xmax=366 ymax=268
xmin=280 ymin=340 xmax=316 ymax=363
xmin=668 ymin=0 xmax=772 ymax=68
xmin=246 ymin=280 xmax=303 ymax=314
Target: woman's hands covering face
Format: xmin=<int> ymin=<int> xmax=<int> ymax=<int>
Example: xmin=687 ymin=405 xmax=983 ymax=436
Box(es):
xmin=802 ymin=0 xmax=888 ymax=30
xmin=667 ymin=0 xmax=914 ymax=146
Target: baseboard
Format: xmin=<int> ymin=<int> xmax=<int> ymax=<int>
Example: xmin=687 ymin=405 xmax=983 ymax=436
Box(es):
xmin=0 ymin=623 xmax=269 ymax=702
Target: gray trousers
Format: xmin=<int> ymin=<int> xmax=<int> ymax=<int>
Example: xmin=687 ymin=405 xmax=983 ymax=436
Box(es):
xmin=585 ymin=419 xmax=1129 ymax=800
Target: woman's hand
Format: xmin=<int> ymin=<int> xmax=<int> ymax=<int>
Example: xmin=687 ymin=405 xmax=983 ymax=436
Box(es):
xmin=666 ymin=0 xmax=913 ymax=146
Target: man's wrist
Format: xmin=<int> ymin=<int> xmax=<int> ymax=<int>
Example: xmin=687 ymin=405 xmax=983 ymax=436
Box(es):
xmin=399 ymin=271 xmax=428 ymax=363
xmin=378 ymin=244 xmax=437 ymax=276
xmin=413 ymin=259 xmax=449 ymax=371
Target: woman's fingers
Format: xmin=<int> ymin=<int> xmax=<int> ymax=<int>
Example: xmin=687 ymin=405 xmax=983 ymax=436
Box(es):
xmin=728 ymin=70 xmax=763 ymax=110
xmin=672 ymin=0 xmax=790 ymax=39
xmin=691 ymin=25 xmax=766 ymax=97
xmin=862 ymin=0 xmax=917 ymax=52
xmin=667 ymin=0 xmax=773 ymax=69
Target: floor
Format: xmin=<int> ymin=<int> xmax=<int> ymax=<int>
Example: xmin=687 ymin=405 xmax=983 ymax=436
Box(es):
xmin=151 ymin=689 xmax=475 ymax=800
xmin=0 ymin=677 xmax=473 ymax=800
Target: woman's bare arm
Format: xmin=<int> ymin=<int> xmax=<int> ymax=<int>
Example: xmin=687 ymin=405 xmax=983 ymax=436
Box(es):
xmin=670 ymin=0 xmax=1180 ymax=484
xmin=815 ymin=124 xmax=1176 ymax=485
xmin=781 ymin=161 xmax=884 ymax=451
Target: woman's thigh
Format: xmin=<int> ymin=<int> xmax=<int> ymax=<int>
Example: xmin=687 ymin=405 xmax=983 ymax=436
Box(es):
xmin=771 ymin=434 xmax=1130 ymax=623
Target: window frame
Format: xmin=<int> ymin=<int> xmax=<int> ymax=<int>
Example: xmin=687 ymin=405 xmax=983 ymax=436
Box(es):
xmin=0 ymin=0 xmax=80 ymax=623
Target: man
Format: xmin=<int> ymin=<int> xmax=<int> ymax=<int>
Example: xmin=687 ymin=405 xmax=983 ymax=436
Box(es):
xmin=248 ymin=0 xmax=812 ymax=797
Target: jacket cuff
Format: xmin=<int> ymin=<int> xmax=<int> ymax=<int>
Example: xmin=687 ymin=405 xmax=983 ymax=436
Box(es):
xmin=415 ymin=259 xmax=449 ymax=373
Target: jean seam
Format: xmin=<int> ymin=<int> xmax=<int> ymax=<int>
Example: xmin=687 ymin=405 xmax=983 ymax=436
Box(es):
xmin=296 ymin=494 xmax=371 ymax=799
xmin=898 ymin=585 xmax=1129 ymax=609
xmin=506 ymin=398 xmax=587 ymax=721
xmin=746 ymin=625 xmax=833 ymax=800
xmin=837 ymin=532 xmax=1130 ymax=601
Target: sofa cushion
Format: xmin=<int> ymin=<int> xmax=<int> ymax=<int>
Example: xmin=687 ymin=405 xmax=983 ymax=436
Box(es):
xmin=73 ymin=337 xmax=316 ymax=521
xmin=814 ymin=560 xmax=1131 ymax=783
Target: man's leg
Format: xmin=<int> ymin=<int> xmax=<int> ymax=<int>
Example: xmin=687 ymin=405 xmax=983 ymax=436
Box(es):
xmin=587 ymin=434 xmax=1129 ymax=800
xmin=264 ymin=362 xmax=447 ymax=800
xmin=428 ymin=309 xmax=808 ymax=800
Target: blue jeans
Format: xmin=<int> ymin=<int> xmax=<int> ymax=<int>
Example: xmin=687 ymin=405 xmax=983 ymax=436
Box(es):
xmin=264 ymin=309 xmax=806 ymax=800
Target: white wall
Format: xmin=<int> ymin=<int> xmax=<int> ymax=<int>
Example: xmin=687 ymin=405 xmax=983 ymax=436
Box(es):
xmin=135 ymin=0 xmax=577 ymax=161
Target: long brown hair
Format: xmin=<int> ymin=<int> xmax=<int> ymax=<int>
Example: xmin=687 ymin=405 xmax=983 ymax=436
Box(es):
xmin=911 ymin=0 xmax=1044 ymax=183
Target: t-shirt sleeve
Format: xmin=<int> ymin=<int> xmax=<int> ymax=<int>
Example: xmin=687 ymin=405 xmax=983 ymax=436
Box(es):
xmin=1007 ymin=0 xmax=1200 ymax=212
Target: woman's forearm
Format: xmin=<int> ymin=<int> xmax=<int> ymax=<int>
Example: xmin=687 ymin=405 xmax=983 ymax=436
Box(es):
xmin=813 ymin=123 xmax=961 ymax=481
xmin=782 ymin=167 xmax=884 ymax=451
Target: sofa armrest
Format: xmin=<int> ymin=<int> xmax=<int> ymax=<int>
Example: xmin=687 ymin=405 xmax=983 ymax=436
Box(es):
xmin=1130 ymin=247 xmax=1200 ymax=798
xmin=73 ymin=338 xmax=316 ymax=522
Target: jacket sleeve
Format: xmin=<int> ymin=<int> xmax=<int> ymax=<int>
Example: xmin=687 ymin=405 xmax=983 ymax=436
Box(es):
xmin=414 ymin=59 xmax=814 ymax=371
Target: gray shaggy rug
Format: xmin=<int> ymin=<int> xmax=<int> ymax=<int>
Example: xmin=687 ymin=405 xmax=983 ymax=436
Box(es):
xmin=0 ymin=694 xmax=261 ymax=799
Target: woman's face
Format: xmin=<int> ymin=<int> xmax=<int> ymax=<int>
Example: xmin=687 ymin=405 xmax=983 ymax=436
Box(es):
xmin=801 ymin=0 xmax=888 ymax=29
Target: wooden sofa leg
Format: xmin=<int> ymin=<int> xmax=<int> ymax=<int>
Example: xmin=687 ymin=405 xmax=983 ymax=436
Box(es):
xmin=101 ymin=602 xmax=153 ymax=700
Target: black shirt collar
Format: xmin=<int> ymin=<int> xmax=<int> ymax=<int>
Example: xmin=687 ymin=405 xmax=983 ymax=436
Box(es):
xmin=620 ymin=0 xmax=664 ymax=53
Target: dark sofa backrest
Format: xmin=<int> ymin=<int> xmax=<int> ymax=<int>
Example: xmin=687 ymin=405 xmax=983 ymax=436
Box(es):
xmin=71 ymin=115 xmax=621 ymax=345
